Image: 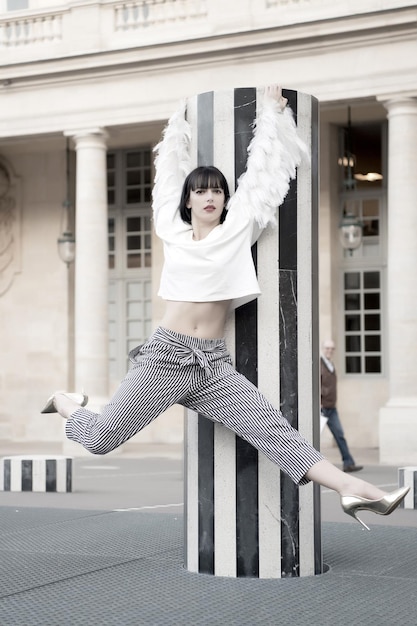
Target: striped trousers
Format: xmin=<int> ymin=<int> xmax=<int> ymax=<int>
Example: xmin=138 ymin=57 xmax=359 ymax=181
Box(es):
xmin=66 ymin=327 xmax=323 ymax=485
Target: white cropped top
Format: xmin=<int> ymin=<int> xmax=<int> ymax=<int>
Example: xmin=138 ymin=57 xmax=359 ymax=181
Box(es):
xmin=152 ymin=94 xmax=307 ymax=309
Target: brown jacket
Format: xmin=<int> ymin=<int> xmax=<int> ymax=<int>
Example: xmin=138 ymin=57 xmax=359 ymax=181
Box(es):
xmin=321 ymin=357 xmax=337 ymax=408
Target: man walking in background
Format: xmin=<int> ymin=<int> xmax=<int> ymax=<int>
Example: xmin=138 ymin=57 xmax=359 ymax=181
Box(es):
xmin=321 ymin=339 xmax=363 ymax=473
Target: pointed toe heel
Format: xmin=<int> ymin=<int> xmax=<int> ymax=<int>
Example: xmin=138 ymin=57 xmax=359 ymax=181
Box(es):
xmin=41 ymin=391 xmax=88 ymax=414
xmin=340 ymin=486 xmax=410 ymax=530
xmin=40 ymin=395 xmax=57 ymax=414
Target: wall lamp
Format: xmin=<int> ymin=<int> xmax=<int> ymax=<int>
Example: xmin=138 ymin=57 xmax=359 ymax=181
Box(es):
xmin=339 ymin=213 xmax=363 ymax=255
xmin=58 ymin=139 xmax=75 ymax=266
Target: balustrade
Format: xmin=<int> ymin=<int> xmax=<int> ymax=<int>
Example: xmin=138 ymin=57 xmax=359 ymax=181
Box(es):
xmin=0 ymin=13 xmax=62 ymax=47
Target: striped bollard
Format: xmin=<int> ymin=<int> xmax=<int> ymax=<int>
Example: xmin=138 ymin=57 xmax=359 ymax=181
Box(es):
xmin=184 ymin=87 xmax=321 ymax=578
xmin=398 ymin=467 xmax=417 ymax=509
xmin=0 ymin=455 xmax=72 ymax=492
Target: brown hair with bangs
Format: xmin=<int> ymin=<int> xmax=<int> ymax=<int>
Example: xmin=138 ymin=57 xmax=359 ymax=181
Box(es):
xmin=179 ymin=166 xmax=230 ymax=225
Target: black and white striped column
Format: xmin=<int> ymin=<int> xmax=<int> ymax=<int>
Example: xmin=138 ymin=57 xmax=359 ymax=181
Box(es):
xmin=0 ymin=455 xmax=72 ymax=492
xmin=184 ymin=88 xmax=321 ymax=578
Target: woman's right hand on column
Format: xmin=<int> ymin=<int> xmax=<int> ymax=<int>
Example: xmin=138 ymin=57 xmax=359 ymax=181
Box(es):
xmin=264 ymin=84 xmax=288 ymax=112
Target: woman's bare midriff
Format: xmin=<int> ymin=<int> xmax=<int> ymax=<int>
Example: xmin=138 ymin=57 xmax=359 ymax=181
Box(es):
xmin=160 ymin=300 xmax=231 ymax=339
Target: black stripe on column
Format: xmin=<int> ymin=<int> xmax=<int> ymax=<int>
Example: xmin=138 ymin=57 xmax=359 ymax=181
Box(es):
xmin=414 ymin=473 xmax=417 ymax=509
xmin=21 ymin=460 xmax=33 ymax=492
xmin=234 ymin=87 xmax=259 ymax=578
xmin=4 ymin=459 xmax=11 ymax=491
xmin=311 ymin=94 xmax=320 ymax=451
xmin=279 ymin=89 xmax=298 ymax=273
xmin=197 ymin=91 xmax=214 ymax=166
xmin=279 ymin=88 xmax=300 ymax=578
xmin=310 ymin=94 xmax=323 ymax=575
xmin=196 ymin=91 xmax=216 ymax=574
xmin=398 ymin=468 xmax=404 ymax=508
xmin=236 ymin=437 xmax=259 ymax=577
xmin=46 ymin=459 xmax=57 ymax=492
xmin=198 ymin=416 xmax=215 ymax=574
xmin=66 ymin=458 xmax=72 ymax=492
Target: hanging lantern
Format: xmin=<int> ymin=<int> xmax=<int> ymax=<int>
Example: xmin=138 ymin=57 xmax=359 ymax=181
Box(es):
xmin=339 ymin=213 xmax=363 ymax=255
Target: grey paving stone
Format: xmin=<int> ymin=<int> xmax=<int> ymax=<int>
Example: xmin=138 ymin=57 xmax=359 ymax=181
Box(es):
xmin=0 ymin=507 xmax=416 ymax=626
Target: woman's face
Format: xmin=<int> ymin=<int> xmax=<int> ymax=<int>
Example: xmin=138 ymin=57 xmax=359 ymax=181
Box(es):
xmin=187 ymin=186 xmax=226 ymax=227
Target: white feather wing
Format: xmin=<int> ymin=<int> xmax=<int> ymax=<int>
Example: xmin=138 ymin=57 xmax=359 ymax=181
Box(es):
xmin=228 ymin=97 xmax=308 ymax=229
xmin=152 ymin=101 xmax=192 ymax=226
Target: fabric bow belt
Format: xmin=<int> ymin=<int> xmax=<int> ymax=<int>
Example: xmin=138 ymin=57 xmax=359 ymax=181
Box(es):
xmin=156 ymin=330 xmax=226 ymax=377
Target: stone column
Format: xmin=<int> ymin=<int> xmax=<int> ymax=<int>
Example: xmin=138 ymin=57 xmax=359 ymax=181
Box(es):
xmin=379 ymin=97 xmax=417 ymax=464
xmin=184 ymin=88 xmax=321 ymax=578
xmin=67 ymin=129 xmax=109 ymax=402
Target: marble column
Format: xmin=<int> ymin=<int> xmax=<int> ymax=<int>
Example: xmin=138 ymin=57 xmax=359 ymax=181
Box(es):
xmin=184 ymin=88 xmax=321 ymax=578
xmin=67 ymin=129 xmax=109 ymax=402
xmin=379 ymin=97 xmax=417 ymax=464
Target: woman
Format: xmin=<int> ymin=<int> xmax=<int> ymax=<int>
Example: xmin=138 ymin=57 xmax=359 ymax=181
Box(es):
xmin=42 ymin=85 xmax=408 ymax=530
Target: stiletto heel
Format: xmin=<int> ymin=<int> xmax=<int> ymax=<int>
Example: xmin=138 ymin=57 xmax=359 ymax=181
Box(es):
xmin=41 ymin=391 xmax=89 ymax=414
xmin=340 ymin=486 xmax=410 ymax=530
xmin=341 ymin=500 xmax=370 ymax=530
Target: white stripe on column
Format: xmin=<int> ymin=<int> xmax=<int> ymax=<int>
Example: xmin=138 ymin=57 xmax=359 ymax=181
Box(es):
xmin=214 ymin=424 xmax=236 ymax=577
xmin=296 ymin=91 xmax=318 ymax=577
xmin=56 ymin=458 xmax=68 ymax=493
xmin=32 ymin=458 xmax=47 ymax=492
xmin=296 ymin=94 xmax=316 ymax=442
xmin=399 ymin=467 xmax=417 ymax=508
xmin=10 ymin=459 xmax=22 ymax=491
xmin=212 ymin=88 xmax=238 ymax=577
xmin=213 ymin=90 xmax=235 ymax=196
xmin=184 ymin=93 xmax=203 ymax=574
xmin=258 ymin=455 xmax=281 ymax=578
xmin=257 ymin=172 xmax=282 ymax=578
xmin=185 ymin=409 xmax=200 ymax=572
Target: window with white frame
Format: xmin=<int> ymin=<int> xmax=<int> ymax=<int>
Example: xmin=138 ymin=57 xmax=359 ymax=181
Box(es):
xmin=107 ymin=148 xmax=152 ymax=388
xmin=343 ymin=269 xmax=383 ymax=374
xmin=340 ymin=193 xmax=385 ymax=376
xmin=338 ymin=118 xmax=386 ymax=376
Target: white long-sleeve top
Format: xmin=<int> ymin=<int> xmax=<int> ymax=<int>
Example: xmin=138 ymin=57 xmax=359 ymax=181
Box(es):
xmin=152 ymin=94 xmax=307 ymax=309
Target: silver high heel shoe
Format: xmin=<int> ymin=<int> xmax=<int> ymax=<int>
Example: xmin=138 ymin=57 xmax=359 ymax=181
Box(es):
xmin=41 ymin=391 xmax=89 ymax=414
xmin=340 ymin=486 xmax=410 ymax=531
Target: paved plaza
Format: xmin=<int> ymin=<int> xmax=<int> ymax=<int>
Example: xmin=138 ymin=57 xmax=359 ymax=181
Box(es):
xmin=1 ymin=444 xmax=416 ymax=625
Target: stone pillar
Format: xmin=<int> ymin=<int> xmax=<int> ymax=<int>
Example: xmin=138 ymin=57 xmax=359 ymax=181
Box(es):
xmin=67 ymin=129 xmax=109 ymax=401
xmin=184 ymin=88 xmax=321 ymax=578
xmin=379 ymin=97 xmax=417 ymax=464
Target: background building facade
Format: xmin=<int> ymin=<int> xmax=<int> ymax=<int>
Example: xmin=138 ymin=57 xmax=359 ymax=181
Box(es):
xmin=0 ymin=0 xmax=416 ymax=463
